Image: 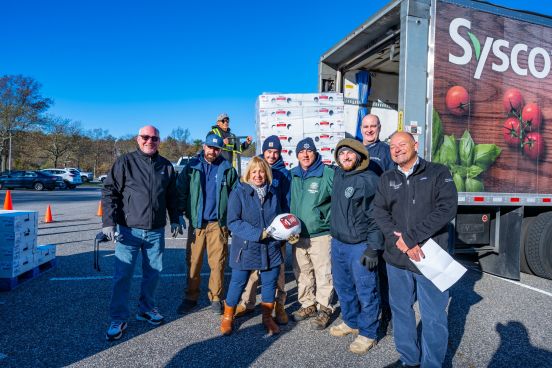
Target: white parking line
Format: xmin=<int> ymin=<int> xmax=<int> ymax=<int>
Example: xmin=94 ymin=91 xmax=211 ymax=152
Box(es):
xmin=50 ymin=271 xmax=295 ymax=281
xmin=466 ymin=266 xmax=552 ymax=297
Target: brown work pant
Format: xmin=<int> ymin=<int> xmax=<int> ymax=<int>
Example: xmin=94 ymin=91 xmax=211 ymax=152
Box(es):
xmin=238 ymin=243 xmax=287 ymax=309
xmin=185 ymin=222 xmax=228 ymax=302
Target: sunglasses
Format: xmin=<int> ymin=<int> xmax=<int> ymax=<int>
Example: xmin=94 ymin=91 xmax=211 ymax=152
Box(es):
xmin=139 ymin=135 xmax=160 ymax=142
xmin=221 ymin=119 xmax=229 ymax=123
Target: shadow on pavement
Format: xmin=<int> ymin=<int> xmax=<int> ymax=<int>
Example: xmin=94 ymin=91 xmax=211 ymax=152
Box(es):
xmin=488 ymin=321 xmax=552 ymax=368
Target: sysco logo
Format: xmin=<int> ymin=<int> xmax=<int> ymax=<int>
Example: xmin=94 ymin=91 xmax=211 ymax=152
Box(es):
xmin=448 ymin=17 xmax=551 ymax=79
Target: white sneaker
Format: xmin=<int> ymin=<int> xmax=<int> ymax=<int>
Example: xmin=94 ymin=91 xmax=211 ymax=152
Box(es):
xmin=106 ymin=321 xmax=128 ymax=341
xmin=349 ymin=335 xmax=377 ymax=355
xmin=136 ymin=308 xmax=164 ymax=325
xmin=329 ymin=322 xmax=359 ymax=337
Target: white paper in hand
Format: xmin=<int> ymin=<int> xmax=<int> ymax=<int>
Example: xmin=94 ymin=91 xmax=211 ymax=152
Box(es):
xmin=410 ymin=238 xmax=467 ymax=292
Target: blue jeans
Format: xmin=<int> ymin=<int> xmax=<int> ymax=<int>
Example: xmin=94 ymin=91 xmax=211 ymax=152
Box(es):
xmin=331 ymin=239 xmax=379 ymax=339
xmin=387 ymin=264 xmax=449 ymax=368
xmin=225 ymin=267 xmax=280 ymax=307
xmin=109 ymin=225 xmax=165 ymax=322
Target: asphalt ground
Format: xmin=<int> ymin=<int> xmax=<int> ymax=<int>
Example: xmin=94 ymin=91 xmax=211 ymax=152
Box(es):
xmin=1 ymin=188 xmax=551 ymax=367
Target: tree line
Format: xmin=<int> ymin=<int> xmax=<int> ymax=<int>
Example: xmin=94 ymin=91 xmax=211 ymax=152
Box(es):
xmin=1 ymin=74 xmax=254 ymax=178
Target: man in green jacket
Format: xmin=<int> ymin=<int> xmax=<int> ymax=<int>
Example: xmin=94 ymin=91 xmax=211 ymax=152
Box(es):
xmin=290 ymin=137 xmax=335 ymax=330
xmin=176 ymin=133 xmax=238 ymax=315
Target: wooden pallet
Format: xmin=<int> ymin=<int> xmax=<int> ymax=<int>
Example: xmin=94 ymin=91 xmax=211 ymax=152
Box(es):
xmin=0 ymin=258 xmax=56 ymax=291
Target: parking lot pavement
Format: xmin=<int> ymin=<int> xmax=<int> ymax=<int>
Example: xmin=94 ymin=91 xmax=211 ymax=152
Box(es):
xmin=1 ymin=189 xmax=551 ymax=367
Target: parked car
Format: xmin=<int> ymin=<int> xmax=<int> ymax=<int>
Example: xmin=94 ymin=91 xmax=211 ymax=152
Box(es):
xmin=66 ymin=168 xmax=93 ymax=182
xmin=173 ymin=156 xmax=192 ymax=174
xmin=97 ymin=174 xmax=107 ymax=183
xmin=0 ymin=170 xmax=63 ymax=191
xmin=40 ymin=168 xmax=83 ymax=189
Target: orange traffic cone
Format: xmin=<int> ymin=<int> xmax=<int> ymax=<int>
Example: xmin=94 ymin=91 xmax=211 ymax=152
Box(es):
xmin=3 ymin=190 xmax=13 ymax=210
xmin=96 ymin=201 xmax=103 ymax=217
xmin=44 ymin=205 xmax=53 ymax=223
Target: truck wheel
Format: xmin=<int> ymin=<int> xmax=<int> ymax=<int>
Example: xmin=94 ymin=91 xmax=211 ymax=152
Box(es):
xmin=33 ymin=182 xmax=45 ymax=191
xmin=520 ymin=216 xmax=536 ymax=275
xmin=525 ymin=212 xmax=552 ymax=279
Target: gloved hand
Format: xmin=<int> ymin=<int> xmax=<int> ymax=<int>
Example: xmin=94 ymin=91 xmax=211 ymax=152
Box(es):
xmin=287 ymin=234 xmax=300 ymax=245
xmin=102 ymin=226 xmax=117 ymax=242
xmin=360 ymin=249 xmax=379 ymax=271
xmin=171 ymin=223 xmax=183 ymax=238
xmin=178 ymin=215 xmax=187 ymax=230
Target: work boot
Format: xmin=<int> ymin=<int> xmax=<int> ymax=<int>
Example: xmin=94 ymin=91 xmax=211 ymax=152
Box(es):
xmin=234 ymin=304 xmax=255 ymax=318
xmin=261 ymin=302 xmax=280 ymax=335
xmin=349 ymin=335 xmax=377 ymax=355
xmin=329 ymin=322 xmax=359 ymax=337
xmin=220 ymin=302 xmax=235 ymax=336
xmin=291 ymin=304 xmax=317 ymax=322
xmin=311 ymin=305 xmax=332 ymax=330
xmin=274 ymin=301 xmax=289 ymax=325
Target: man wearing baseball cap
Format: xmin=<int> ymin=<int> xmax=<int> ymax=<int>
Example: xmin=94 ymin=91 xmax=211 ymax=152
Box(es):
xmin=176 ymin=133 xmax=238 ymax=315
xmin=209 ymin=113 xmax=252 ymax=166
xmin=289 ymin=137 xmax=335 ymax=330
xmin=234 ymin=135 xmax=292 ymax=324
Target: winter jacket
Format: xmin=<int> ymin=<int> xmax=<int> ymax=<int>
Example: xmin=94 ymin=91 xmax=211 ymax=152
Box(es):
xmin=290 ymin=154 xmax=334 ymax=237
xmin=259 ymin=154 xmax=291 ymax=212
xmin=209 ymin=125 xmax=251 ymax=163
xmin=330 ymin=139 xmax=383 ymax=249
xmin=176 ymin=152 xmax=238 ymax=228
xmin=227 ymin=181 xmax=283 ymax=270
xmin=365 ymin=139 xmax=394 ymax=176
xmin=102 ymin=150 xmax=178 ymax=230
xmin=372 ymin=158 xmax=458 ymax=273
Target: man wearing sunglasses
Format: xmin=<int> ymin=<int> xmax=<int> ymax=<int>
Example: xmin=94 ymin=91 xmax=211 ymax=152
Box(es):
xmin=209 ymin=113 xmax=252 ymax=166
xmin=176 ymin=133 xmax=238 ymax=315
xmin=102 ymin=125 xmax=181 ymax=341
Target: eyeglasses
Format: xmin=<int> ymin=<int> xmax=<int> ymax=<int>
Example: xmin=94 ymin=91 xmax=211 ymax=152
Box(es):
xmin=139 ymin=135 xmax=160 ymax=142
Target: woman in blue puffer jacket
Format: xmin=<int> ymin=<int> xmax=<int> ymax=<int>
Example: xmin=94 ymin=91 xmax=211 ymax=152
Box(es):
xmin=221 ymin=156 xmax=291 ymax=336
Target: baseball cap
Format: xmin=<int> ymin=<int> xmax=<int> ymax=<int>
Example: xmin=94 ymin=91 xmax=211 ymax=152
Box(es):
xmin=217 ymin=113 xmax=229 ymax=121
xmin=205 ymin=133 xmax=224 ymax=149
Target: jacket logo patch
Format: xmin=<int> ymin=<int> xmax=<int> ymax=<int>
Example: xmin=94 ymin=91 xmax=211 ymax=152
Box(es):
xmin=419 ymin=177 xmax=427 ymax=181
xmin=444 ymin=178 xmax=453 ymax=183
xmin=390 ymin=180 xmax=402 ymax=190
xmin=308 ymin=182 xmax=319 ymax=194
xmin=160 ymin=171 xmax=165 ymax=175
xmin=344 ymin=186 xmax=354 ymax=198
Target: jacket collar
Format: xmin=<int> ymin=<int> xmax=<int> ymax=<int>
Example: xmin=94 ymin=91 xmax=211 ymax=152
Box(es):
xmin=135 ymin=149 xmax=159 ymax=160
xmin=238 ymin=180 xmax=277 ymax=197
xmin=291 ymin=153 xmax=324 ymax=178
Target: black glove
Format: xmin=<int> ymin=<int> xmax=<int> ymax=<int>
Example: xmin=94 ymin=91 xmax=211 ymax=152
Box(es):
xmin=360 ymin=249 xmax=379 ymax=271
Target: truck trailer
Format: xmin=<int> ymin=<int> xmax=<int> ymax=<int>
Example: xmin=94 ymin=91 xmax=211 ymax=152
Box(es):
xmin=319 ymin=0 xmax=552 ymax=280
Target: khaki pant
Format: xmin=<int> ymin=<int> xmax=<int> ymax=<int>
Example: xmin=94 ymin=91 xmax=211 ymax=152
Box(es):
xmin=239 ymin=243 xmax=287 ymax=309
xmin=292 ymin=234 xmax=334 ymax=310
xmin=185 ymin=222 xmax=228 ymax=302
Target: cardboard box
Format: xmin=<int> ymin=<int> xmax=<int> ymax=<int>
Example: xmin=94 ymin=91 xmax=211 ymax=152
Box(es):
xmin=257 ymin=107 xmax=303 ymax=123
xmin=300 ymin=92 xmax=344 ymax=106
xmin=0 ymin=210 xmax=38 ymax=236
xmin=258 ymin=94 xmax=302 ymax=108
xmin=305 ymin=132 xmax=346 ymax=146
xmin=258 ymin=120 xmax=304 ymax=136
xmin=0 ymin=252 xmax=35 ymax=278
xmin=35 ymin=244 xmax=56 ymax=265
xmin=302 ymin=106 xmax=344 ymax=120
xmin=303 ymin=117 xmax=345 ymax=133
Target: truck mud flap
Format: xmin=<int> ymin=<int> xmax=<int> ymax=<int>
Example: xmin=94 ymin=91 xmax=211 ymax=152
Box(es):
xmin=478 ymin=207 xmax=523 ymax=280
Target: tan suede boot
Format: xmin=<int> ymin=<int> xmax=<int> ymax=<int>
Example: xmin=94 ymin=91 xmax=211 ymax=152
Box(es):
xmin=274 ymin=301 xmax=289 ymax=325
xmin=261 ymin=302 xmax=280 ymax=335
xmin=220 ymin=303 xmax=235 ymax=336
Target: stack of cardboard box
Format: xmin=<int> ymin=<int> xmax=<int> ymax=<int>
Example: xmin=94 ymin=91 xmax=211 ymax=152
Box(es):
xmin=0 ymin=210 xmax=56 ymax=287
xmin=256 ymin=93 xmax=345 ymax=169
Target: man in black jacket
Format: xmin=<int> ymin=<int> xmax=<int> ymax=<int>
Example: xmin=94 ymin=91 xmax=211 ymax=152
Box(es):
xmin=328 ymin=138 xmax=383 ymax=355
xmin=101 ymin=125 xmax=181 ymax=341
xmin=373 ymin=132 xmax=458 ymax=368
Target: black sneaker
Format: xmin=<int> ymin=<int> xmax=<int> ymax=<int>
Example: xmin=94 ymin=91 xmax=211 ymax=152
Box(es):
xmin=106 ymin=321 xmax=128 ymax=341
xmin=383 ymin=360 xmax=420 ymax=368
xmin=177 ymin=299 xmax=197 ymax=315
xmin=211 ymin=300 xmax=223 ymax=315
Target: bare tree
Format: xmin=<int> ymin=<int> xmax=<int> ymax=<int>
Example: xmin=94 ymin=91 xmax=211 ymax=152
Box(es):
xmin=0 ymin=75 xmax=52 ymax=171
xmin=41 ymin=116 xmax=81 ymax=168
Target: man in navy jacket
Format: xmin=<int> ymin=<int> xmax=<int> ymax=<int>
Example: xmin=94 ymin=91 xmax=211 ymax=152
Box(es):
xmin=373 ymin=132 xmax=457 ymax=368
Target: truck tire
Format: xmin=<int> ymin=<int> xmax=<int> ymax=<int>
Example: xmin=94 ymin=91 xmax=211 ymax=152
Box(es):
xmin=525 ymin=212 xmax=552 ymax=279
xmin=520 ymin=216 xmax=536 ymax=275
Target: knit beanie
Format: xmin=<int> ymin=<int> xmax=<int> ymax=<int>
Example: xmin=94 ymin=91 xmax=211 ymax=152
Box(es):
xmin=295 ymin=137 xmax=317 ymax=156
xmin=262 ymin=135 xmax=282 ymax=153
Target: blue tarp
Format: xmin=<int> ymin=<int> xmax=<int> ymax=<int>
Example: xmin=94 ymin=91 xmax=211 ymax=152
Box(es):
xmin=355 ymin=71 xmax=371 ymax=141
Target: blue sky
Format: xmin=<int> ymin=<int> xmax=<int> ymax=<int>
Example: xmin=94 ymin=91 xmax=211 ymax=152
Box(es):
xmin=2 ymin=0 xmax=551 ymax=140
